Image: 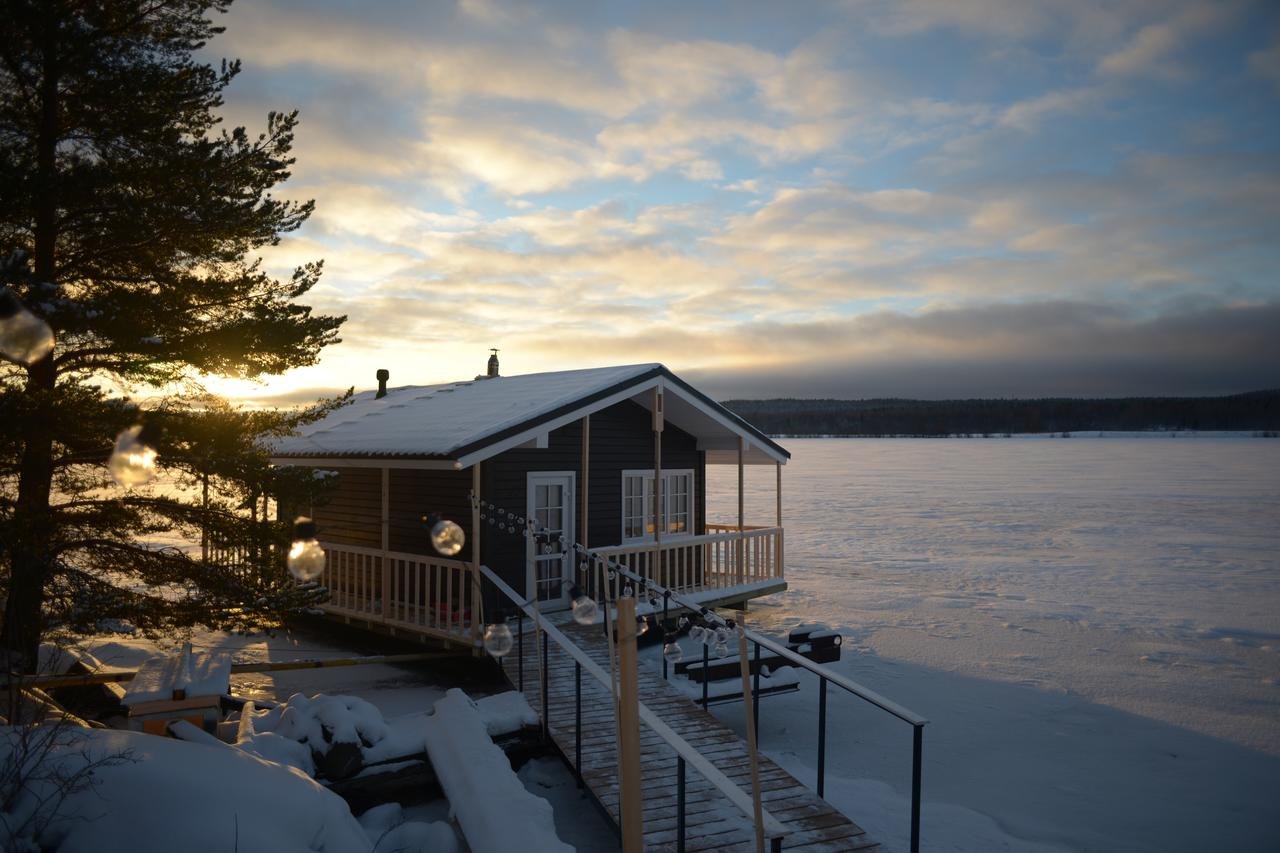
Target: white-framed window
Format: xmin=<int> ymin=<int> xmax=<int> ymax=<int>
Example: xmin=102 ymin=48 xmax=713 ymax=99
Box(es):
xmin=621 ymin=469 xmax=695 ymax=542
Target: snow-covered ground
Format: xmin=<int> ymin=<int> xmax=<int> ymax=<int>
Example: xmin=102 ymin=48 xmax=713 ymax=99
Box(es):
xmin=703 ymin=436 xmax=1280 ymax=852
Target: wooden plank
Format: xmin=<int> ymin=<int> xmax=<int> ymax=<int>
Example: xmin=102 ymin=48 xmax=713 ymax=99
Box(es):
xmin=504 ymin=612 xmax=878 ymax=853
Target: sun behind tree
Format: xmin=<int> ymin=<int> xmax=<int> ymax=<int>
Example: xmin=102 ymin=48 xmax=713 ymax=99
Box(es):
xmin=0 ymin=0 xmax=346 ymax=669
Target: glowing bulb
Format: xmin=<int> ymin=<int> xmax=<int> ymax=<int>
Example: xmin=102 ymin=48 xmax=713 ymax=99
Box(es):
xmin=715 ymin=626 xmax=730 ymax=646
xmin=287 ymin=517 xmax=326 ymax=581
xmin=621 ymin=583 xmax=634 ymax=598
xmin=570 ymin=586 xmax=597 ymax=625
xmin=108 ymin=424 xmax=158 ymax=487
xmin=483 ymin=621 xmax=514 ymax=657
xmin=713 ymin=640 xmax=729 ymax=658
xmin=662 ymin=635 xmax=683 ymax=663
xmin=423 ymin=514 xmax=465 ymax=556
xmin=0 ymin=289 xmax=54 ymax=365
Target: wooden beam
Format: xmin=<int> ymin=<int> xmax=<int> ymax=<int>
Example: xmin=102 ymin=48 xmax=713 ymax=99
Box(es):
xmin=381 ymin=467 xmax=390 ymax=620
xmin=616 ymin=595 xmax=644 ymax=853
xmin=581 ymin=416 xmax=590 ymax=551
xmin=738 ymin=436 xmax=745 ymax=584
xmin=738 ymin=619 xmax=765 ymax=853
xmin=653 ymin=387 xmax=663 ymax=586
xmin=472 ymin=463 xmax=483 ymax=645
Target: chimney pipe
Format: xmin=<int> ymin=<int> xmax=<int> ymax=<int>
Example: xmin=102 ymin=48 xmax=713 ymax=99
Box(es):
xmin=376 ymin=369 xmax=389 ymax=399
xmin=487 ymin=349 xmax=500 ymax=378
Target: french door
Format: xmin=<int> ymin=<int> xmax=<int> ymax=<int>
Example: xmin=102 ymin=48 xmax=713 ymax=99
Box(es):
xmin=527 ymin=471 xmax=575 ymax=610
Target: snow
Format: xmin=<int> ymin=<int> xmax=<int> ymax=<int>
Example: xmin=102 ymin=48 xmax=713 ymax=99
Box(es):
xmin=474 ymin=689 xmax=539 ymax=735
xmin=272 ymin=362 xmax=660 ymax=458
xmin=423 ymin=688 xmax=573 ymax=853
xmin=1 ymin=726 xmax=372 ymax=852
xmin=706 ymin=437 xmax=1280 ymax=852
xmin=122 ymin=647 xmax=230 ymax=704
xmin=358 ymin=802 xmax=461 ymax=852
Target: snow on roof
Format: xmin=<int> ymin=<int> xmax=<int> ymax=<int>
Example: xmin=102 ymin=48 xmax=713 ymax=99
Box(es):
xmin=272 ymin=363 xmax=663 ymax=460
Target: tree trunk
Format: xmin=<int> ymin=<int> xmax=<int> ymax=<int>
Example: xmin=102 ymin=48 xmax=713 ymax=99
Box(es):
xmin=2 ymin=18 xmax=60 ymax=672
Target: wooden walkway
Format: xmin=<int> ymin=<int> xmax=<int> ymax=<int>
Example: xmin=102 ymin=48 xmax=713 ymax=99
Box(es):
xmin=509 ymin=614 xmax=877 ymax=852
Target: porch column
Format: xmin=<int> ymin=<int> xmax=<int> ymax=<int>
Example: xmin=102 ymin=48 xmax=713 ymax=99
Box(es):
xmin=737 ymin=436 xmax=745 ymax=584
xmin=471 ymin=463 xmax=482 ymax=647
xmin=380 ymin=467 xmax=390 ymax=622
xmin=653 ymin=387 xmax=663 ymax=589
xmin=580 ymin=416 xmax=590 ymax=550
xmin=776 ymin=461 xmax=783 ymax=579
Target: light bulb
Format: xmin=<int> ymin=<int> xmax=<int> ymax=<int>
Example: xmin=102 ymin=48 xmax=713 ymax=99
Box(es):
xmin=678 ymin=616 xmax=690 ymax=630
xmin=108 ymin=424 xmax=158 ymax=487
xmin=663 ymin=635 xmax=683 ymax=663
xmin=713 ymin=641 xmax=729 ymax=658
xmin=621 ymin=583 xmax=634 ymax=598
xmin=0 ymin=289 xmax=54 ymax=365
xmin=715 ymin=626 xmax=730 ymax=646
xmin=635 ymin=615 xmax=649 ymax=637
xmin=287 ymin=517 xmax=326 ymax=581
xmin=689 ymin=625 xmax=704 ymax=643
xmin=570 ymin=586 xmax=597 ymax=625
xmin=483 ymin=621 xmax=514 ymax=657
xmin=424 ymin=514 xmax=465 ymax=556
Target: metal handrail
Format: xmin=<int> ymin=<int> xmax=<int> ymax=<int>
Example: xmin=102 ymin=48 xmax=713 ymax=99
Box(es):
xmin=602 ymin=557 xmax=928 ymax=853
xmin=479 ymin=564 xmax=789 ymax=849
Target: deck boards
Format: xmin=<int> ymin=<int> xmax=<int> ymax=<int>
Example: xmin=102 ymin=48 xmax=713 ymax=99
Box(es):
xmin=506 ymin=613 xmax=877 ymax=852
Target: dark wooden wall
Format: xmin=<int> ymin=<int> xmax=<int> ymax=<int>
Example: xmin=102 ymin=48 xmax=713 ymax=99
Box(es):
xmin=480 ymin=399 xmax=705 ymax=601
xmin=304 ymin=399 xmax=707 ymax=609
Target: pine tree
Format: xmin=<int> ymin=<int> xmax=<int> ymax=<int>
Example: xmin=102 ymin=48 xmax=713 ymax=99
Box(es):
xmin=0 ymin=0 xmax=346 ymax=669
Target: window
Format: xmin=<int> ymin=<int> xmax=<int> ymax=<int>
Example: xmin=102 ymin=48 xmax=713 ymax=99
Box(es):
xmin=621 ymin=469 xmax=694 ymax=541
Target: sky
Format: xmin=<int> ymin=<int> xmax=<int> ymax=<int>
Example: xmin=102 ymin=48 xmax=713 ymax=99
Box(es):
xmin=203 ymin=0 xmax=1280 ymax=403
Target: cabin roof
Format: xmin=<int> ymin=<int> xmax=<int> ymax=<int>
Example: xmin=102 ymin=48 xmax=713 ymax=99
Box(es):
xmin=270 ymin=363 xmax=789 ymax=467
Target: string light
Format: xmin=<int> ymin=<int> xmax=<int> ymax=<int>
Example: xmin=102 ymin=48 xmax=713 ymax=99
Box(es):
xmin=0 ymin=288 xmax=55 ymax=365
xmin=421 ymin=513 xmax=465 ymax=556
xmin=635 ymin=615 xmax=650 ymax=637
xmin=569 ymin=585 xmax=597 ymax=625
xmin=108 ymin=424 xmax=159 ymax=487
xmin=483 ymin=620 xmax=514 ymax=657
xmin=662 ymin=633 xmax=683 ymax=663
xmin=287 ymin=516 xmax=326 ymax=581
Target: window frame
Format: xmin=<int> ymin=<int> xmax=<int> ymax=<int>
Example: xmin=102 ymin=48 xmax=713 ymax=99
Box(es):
xmin=620 ymin=468 xmax=696 ymax=543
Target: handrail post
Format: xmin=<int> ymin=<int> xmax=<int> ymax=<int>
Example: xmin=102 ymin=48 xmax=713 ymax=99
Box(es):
xmin=575 ymin=661 xmax=583 ymax=788
xmin=662 ymin=590 xmax=670 ymax=680
xmin=677 ymin=755 xmax=686 ymax=853
xmin=518 ymin=612 xmax=524 ymax=692
xmin=911 ymin=723 xmax=923 ymax=853
xmin=701 ymin=642 xmax=709 ymax=710
xmin=541 ymin=629 xmax=549 ymax=743
xmin=753 ymin=641 xmax=761 ymax=742
xmin=817 ymin=677 xmax=827 ymax=798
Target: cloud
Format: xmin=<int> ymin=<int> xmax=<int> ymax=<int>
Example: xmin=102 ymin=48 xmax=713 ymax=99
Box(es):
xmin=1095 ymin=3 xmax=1231 ymax=79
xmin=1249 ymin=33 xmax=1280 ymax=92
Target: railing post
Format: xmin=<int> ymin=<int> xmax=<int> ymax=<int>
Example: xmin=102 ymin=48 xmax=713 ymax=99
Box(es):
xmin=753 ymin=641 xmax=761 ymax=742
xmin=662 ymin=590 xmax=670 ymax=680
xmin=701 ymin=642 xmax=709 ymax=710
xmin=518 ymin=612 xmax=524 ymax=692
xmin=575 ymin=661 xmax=583 ymax=788
xmin=911 ymin=723 xmax=923 ymax=853
xmin=677 ymin=755 xmax=686 ymax=853
xmin=817 ymin=677 xmax=827 ymax=798
xmin=541 ymin=628 xmax=549 ymax=743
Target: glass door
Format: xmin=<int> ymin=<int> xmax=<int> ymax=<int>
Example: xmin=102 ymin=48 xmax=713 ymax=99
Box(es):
xmin=527 ymin=471 xmax=575 ymax=609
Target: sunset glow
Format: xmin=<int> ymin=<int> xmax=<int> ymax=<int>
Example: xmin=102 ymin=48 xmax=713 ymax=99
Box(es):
xmin=209 ymin=0 xmax=1280 ymax=404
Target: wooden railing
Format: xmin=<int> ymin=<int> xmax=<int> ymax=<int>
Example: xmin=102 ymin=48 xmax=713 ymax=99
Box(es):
xmin=594 ymin=526 xmax=784 ymax=598
xmin=321 ymin=543 xmax=479 ymax=641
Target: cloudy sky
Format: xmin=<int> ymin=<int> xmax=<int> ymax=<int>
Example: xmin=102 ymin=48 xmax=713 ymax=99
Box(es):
xmin=206 ymin=0 xmax=1280 ymax=403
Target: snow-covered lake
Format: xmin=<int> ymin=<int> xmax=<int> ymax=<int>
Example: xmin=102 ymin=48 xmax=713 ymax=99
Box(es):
xmin=706 ymin=436 xmax=1280 ymax=852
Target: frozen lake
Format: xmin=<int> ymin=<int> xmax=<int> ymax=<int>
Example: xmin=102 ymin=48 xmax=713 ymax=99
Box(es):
xmin=706 ymin=436 xmax=1280 ymax=851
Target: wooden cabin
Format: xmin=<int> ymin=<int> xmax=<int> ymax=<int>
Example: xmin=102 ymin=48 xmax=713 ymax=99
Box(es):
xmin=271 ymin=361 xmax=790 ymax=644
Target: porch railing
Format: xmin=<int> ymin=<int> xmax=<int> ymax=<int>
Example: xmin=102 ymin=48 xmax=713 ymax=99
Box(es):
xmin=594 ymin=526 xmax=783 ymax=598
xmin=320 ymin=542 xmax=479 ymax=640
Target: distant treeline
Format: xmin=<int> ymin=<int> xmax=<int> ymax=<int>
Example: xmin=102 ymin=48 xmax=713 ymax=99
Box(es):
xmin=721 ymin=390 xmax=1280 ymax=437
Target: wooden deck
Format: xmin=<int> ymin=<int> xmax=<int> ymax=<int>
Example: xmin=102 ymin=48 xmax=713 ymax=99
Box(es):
xmin=509 ymin=612 xmax=877 ymax=852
